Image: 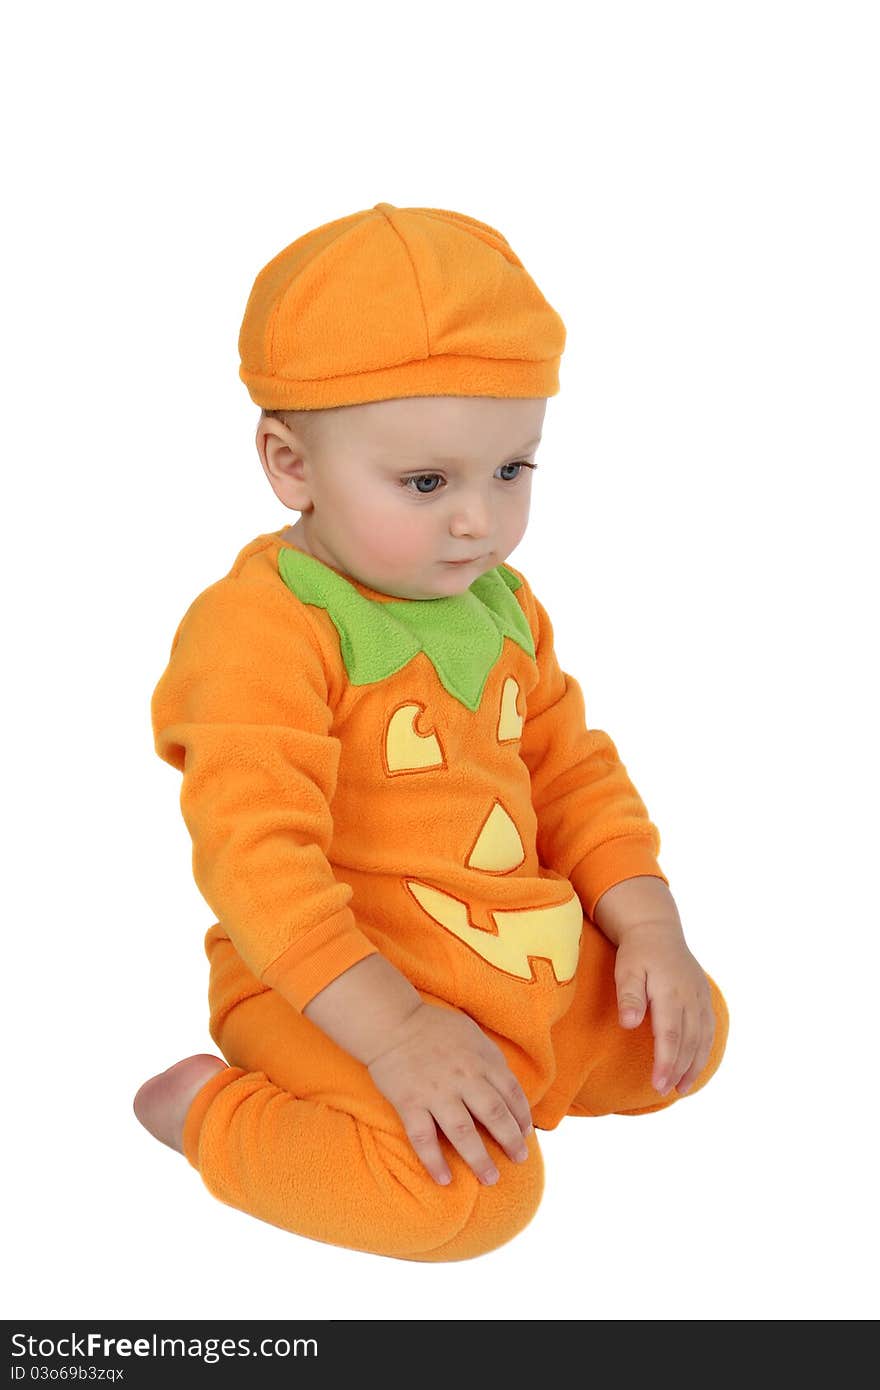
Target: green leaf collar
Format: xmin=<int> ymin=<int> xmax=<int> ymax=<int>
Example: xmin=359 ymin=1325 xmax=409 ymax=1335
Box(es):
xmin=277 ymin=548 xmax=535 ymax=713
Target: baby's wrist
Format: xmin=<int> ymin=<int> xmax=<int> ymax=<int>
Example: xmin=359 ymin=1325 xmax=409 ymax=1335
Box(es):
xmin=592 ymin=875 xmax=683 ymax=946
xmin=303 ymin=953 xmax=424 ymax=1066
xmin=362 ymin=1001 xmax=430 ymax=1070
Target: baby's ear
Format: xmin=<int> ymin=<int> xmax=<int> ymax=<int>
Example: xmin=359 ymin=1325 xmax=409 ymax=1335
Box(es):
xmin=254 ymin=416 xmax=311 ymax=510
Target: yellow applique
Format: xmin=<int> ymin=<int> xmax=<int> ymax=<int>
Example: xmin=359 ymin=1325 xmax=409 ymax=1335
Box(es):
xmin=389 ymin=671 xmax=582 ymax=986
xmin=497 ymin=677 xmax=523 ymax=741
xmin=405 ymin=880 xmax=583 ymax=983
xmin=466 ymin=801 xmax=524 ymax=872
xmin=385 ymin=702 xmax=444 ymax=773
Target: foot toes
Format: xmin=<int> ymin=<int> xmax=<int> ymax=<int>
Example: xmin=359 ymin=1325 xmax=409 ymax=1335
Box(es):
xmin=133 ymin=1054 xmax=228 ymax=1153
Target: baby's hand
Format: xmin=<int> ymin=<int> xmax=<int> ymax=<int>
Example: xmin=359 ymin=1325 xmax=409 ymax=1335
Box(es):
xmin=366 ymin=1003 xmax=534 ymax=1186
xmin=613 ymin=922 xmax=716 ymax=1097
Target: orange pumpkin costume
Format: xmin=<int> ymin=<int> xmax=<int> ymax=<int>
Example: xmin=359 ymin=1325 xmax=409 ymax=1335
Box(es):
xmin=151 ymin=528 xmax=728 ymax=1261
xmin=147 ymin=201 xmax=727 ymax=1259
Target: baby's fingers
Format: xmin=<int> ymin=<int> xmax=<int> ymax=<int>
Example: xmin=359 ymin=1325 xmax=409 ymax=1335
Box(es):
xmin=615 ymin=963 xmax=648 ymax=1029
xmin=661 ymin=1011 xmax=701 ymax=1095
xmin=675 ymin=1011 xmax=717 ymax=1096
xmin=651 ymin=1001 xmax=685 ymax=1096
xmin=399 ymin=1106 xmax=453 ymax=1186
xmin=462 ymin=1078 xmax=532 ymax=1169
xmin=434 ymin=1098 xmax=505 ymax=1186
xmin=497 ymin=1072 xmax=534 ymax=1140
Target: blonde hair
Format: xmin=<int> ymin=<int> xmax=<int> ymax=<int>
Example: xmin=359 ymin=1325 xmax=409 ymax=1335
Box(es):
xmin=261 ymin=406 xmax=321 ymax=437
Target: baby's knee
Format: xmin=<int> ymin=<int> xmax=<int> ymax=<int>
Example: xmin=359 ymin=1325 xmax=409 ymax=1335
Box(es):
xmin=372 ymin=1127 xmax=545 ymax=1263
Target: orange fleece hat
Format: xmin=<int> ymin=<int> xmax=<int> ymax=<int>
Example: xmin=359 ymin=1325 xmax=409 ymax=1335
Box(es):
xmin=238 ymin=202 xmax=566 ymax=409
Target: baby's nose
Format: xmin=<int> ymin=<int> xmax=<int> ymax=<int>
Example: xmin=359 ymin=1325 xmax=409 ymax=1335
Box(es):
xmin=450 ymin=491 xmax=492 ymax=537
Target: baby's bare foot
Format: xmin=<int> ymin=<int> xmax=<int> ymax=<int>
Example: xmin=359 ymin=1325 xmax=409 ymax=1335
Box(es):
xmin=133 ymin=1054 xmax=228 ymax=1155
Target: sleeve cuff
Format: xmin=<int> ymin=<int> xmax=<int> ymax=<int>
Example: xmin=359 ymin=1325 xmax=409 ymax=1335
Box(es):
xmin=261 ymin=907 xmax=380 ymax=1012
xmin=570 ymin=837 xmax=669 ymax=921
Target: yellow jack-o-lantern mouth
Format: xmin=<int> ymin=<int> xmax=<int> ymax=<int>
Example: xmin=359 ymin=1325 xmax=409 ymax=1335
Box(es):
xmin=406 ymin=880 xmax=583 ymax=983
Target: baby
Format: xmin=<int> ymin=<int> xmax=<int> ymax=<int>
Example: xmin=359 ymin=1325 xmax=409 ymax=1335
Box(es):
xmin=134 ymin=202 xmax=728 ymax=1262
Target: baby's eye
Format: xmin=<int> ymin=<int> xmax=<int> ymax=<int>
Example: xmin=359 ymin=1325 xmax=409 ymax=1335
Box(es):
xmin=498 ymin=461 xmax=533 ymax=482
xmin=400 ymin=462 xmax=536 ymax=495
xmin=404 ymin=473 xmax=444 ymax=495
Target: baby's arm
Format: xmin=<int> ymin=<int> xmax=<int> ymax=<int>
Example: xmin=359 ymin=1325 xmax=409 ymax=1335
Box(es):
xmin=593 ymin=875 xmax=715 ymax=1096
xmin=152 ymin=578 xmax=380 ymax=1009
xmin=515 ymin=577 xmax=714 ymax=1094
xmin=304 ymin=955 xmax=533 ymax=1186
xmin=153 ymin=576 xmax=531 ymax=1185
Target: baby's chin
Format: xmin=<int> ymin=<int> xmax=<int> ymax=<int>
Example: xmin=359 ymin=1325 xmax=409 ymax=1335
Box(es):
xmin=409 ymin=559 xmax=497 ymax=599
xmin=349 ymin=550 xmax=499 ymax=600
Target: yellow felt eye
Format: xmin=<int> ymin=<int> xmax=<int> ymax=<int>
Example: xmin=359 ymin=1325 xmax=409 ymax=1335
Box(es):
xmin=498 ymin=678 xmax=523 ymax=741
xmin=385 ymin=703 xmax=444 ymax=773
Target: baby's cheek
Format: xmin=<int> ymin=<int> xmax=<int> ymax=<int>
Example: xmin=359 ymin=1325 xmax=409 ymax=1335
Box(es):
xmin=359 ymin=511 xmax=428 ymax=569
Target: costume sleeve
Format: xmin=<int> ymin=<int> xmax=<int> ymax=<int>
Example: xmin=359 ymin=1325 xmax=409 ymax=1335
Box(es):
xmin=516 ymin=578 xmax=669 ymax=920
xmin=151 ymin=574 xmax=379 ymax=1011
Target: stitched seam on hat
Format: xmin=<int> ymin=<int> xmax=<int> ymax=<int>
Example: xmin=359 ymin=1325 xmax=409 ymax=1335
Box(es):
xmin=414 ymin=206 xmax=507 ymax=243
xmin=414 ymin=207 xmax=521 ymax=269
xmin=265 ymin=219 xmax=366 ymax=374
xmin=252 ymin=351 xmax=554 ymax=386
xmin=382 ymin=213 xmax=431 ymax=358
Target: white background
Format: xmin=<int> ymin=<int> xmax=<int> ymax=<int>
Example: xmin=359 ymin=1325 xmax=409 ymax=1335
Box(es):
xmin=4 ymin=0 xmax=877 ymax=1322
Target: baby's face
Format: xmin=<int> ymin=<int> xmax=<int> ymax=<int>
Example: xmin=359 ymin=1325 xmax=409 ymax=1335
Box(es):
xmin=264 ymin=395 xmax=546 ymax=600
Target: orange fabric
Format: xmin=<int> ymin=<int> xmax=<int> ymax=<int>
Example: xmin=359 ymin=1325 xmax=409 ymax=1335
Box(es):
xmin=237 ymin=202 xmax=567 ymax=409
xmin=152 ymin=531 xmax=671 ymax=1057
xmin=153 ymin=527 xmax=728 ymax=1259
xmin=179 ymin=925 xmax=726 ymax=1261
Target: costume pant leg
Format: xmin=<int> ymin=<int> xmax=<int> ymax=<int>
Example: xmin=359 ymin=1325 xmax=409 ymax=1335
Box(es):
xmin=533 ymin=917 xmax=729 ymax=1125
xmin=181 ymin=927 xmax=544 ymax=1263
xmin=566 ymin=973 xmax=729 ymax=1116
